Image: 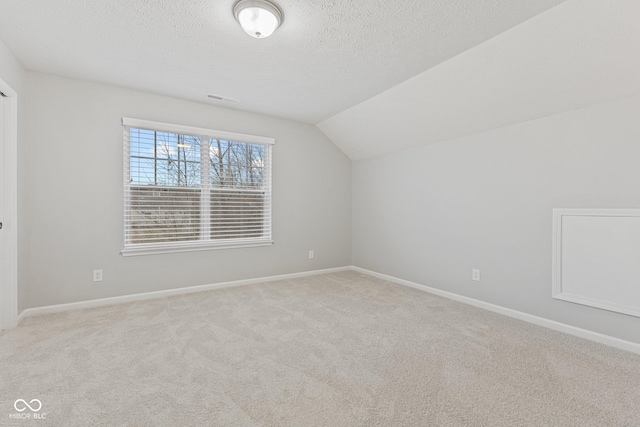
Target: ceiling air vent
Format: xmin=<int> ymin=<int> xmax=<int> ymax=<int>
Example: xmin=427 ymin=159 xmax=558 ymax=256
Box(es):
xmin=207 ymin=93 xmax=239 ymax=103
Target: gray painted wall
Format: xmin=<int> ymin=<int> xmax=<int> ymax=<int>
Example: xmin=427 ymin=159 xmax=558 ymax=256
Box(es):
xmin=353 ymin=94 xmax=640 ymax=344
xmin=25 ymin=72 xmax=352 ymax=308
xmin=0 ymin=39 xmax=28 ymax=312
xmin=10 ymin=55 xmax=640 ymax=347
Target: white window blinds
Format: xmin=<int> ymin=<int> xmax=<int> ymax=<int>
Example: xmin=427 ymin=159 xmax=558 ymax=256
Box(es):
xmin=122 ymin=118 xmax=273 ymax=256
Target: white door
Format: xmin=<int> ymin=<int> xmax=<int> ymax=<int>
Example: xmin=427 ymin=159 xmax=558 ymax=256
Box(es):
xmin=0 ymin=85 xmax=18 ymax=331
xmin=0 ymin=94 xmax=4 ymax=328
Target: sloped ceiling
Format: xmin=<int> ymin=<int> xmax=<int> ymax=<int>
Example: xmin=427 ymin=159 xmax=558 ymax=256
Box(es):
xmin=0 ymin=0 xmax=563 ymax=126
xmin=318 ymin=0 xmax=640 ymax=160
xmin=1 ymin=1 xmax=637 ymax=161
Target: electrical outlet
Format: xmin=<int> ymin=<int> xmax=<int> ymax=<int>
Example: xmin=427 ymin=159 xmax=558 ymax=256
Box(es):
xmin=472 ymin=269 xmax=480 ymax=282
xmin=93 ymin=269 xmax=103 ymax=282
xmin=308 ymin=250 xmax=314 ymax=259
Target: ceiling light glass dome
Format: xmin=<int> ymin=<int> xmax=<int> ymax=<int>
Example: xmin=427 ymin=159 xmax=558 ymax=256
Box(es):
xmin=233 ymin=0 xmax=284 ymax=39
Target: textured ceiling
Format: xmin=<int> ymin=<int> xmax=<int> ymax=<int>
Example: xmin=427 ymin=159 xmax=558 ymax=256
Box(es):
xmin=0 ymin=0 xmax=564 ymax=125
xmin=318 ymin=0 xmax=640 ymax=160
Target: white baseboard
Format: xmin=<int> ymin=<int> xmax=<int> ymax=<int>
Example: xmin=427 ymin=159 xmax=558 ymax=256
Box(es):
xmin=16 ymin=309 xmax=28 ymax=325
xmin=18 ymin=266 xmax=351 ymax=320
xmin=351 ymin=266 xmax=640 ymax=355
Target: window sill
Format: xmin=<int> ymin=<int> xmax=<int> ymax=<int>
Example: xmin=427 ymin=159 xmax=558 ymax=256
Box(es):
xmin=121 ymin=239 xmax=273 ymax=257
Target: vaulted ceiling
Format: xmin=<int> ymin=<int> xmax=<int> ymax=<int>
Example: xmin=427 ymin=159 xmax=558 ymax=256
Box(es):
xmin=319 ymin=0 xmax=640 ymax=159
xmin=1 ymin=0 xmax=638 ymax=160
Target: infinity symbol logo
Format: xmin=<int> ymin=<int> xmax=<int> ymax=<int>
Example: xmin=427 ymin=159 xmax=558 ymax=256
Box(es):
xmin=14 ymin=399 xmax=42 ymax=412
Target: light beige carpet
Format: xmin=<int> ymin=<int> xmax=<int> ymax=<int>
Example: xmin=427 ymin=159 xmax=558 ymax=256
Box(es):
xmin=1 ymin=271 xmax=639 ymax=426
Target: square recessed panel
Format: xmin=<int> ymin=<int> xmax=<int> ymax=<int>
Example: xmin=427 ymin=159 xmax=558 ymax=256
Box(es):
xmin=552 ymin=209 xmax=640 ymax=317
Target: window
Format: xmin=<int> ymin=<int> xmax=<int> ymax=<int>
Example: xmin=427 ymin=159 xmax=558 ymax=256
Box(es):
xmin=122 ymin=118 xmax=273 ymax=256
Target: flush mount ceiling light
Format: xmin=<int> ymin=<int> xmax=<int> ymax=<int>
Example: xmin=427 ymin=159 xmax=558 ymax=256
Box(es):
xmin=233 ymin=0 xmax=283 ymax=39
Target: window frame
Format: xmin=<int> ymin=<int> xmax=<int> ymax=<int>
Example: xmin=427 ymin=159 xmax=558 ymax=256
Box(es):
xmin=121 ymin=117 xmax=274 ymax=256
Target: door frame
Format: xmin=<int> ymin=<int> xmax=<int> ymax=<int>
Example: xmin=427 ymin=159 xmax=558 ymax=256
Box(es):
xmin=0 ymin=75 xmax=18 ymax=330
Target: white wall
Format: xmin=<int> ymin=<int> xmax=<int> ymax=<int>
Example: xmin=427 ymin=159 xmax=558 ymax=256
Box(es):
xmin=353 ymin=95 xmax=640 ymax=344
xmin=0 ymin=39 xmax=27 ymax=312
xmin=25 ymin=72 xmax=351 ymax=308
xmin=0 ymin=40 xmax=23 ymax=90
